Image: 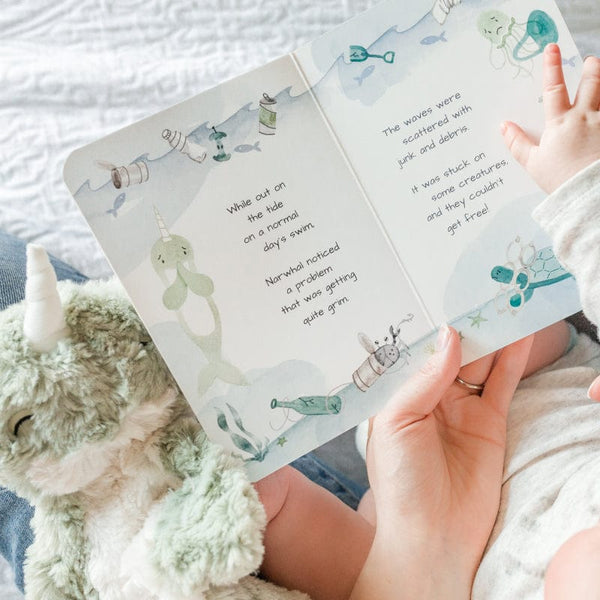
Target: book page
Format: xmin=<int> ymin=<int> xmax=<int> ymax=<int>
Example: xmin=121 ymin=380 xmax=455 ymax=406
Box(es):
xmin=294 ymin=0 xmax=582 ymax=361
xmin=64 ymin=55 xmax=432 ymax=478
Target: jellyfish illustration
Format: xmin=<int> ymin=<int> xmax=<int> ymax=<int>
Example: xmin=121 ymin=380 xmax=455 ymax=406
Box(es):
xmin=151 ymin=205 xmax=247 ymax=396
xmin=491 ymin=237 xmax=572 ymax=314
xmin=477 ymin=9 xmax=558 ymax=77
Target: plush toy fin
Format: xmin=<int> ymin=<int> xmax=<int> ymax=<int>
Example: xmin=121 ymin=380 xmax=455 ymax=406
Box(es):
xmin=153 ymin=430 xmax=267 ymax=595
xmin=23 ymin=244 xmax=70 ymax=352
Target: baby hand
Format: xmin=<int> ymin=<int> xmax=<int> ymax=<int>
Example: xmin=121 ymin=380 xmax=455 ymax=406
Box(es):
xmin=501 ymin=44 xmax=600 ymax=194
xmin=588 ymin=375 xmax=600 ymax=402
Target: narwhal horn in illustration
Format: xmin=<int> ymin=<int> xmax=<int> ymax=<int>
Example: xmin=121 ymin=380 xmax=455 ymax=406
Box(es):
xmin=153 ymin=205 xmax=172 ymax=242
xmin=23 ymin=245 xmax=70 ymax=352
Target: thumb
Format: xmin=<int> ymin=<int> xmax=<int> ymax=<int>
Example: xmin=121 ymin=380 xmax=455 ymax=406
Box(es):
xmin=501 ymin=120 xmax=537 ymax=170
xmin=377 ymin=325 xmax=461 ymax=429
xmin=588 ymin=375 xmax=600 ymax=402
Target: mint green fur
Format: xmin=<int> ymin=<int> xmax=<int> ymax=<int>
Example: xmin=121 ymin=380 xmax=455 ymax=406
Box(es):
xmin=0 ymin=277 xmax=308 ymax=599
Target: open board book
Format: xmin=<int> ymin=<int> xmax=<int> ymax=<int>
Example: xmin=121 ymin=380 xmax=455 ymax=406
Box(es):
xmin=64 ymin=0 xmax=583 ymax=479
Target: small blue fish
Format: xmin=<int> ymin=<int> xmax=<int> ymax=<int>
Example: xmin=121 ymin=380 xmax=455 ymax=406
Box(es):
xmin=420 ymin=31 xmax=447 ymax=45
xmin=234 ymin=141 xmax=261 ymax=153
xmin=106 ymin=193 xmax=126 ymax=218
xmin=354 ymin=64 xmax=375 ymax=86
xmin=562 ymin=55 xmax=577 ymax=67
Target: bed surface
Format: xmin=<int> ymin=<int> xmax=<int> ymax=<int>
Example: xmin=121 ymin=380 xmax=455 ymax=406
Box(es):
xmin=0 ymin=0 xmax=598 ymax=596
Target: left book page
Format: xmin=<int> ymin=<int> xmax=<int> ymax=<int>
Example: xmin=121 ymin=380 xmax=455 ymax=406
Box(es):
xmin=64 ymin=55 xmax=428 ymax=479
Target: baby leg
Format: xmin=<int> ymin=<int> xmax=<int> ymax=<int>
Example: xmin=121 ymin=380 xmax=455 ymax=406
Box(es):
xmin=254 ymin=464 xmax=374 ymax=600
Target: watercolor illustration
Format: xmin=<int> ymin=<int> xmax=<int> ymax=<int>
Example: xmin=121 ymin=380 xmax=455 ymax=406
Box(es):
xmin=420 ymin=31 xmax=448 ymax=45
xmin=259 ymin=93 xmax=277 ymax=135
xmin=348 ymin=45 xmax=396 ymax=64
xmin=431 ymin=0 xmax=461 ymax=24
xmin=353 ymin=314 xmax=414 ymax=391
xmin=478 ymin=9 xmax=559 ymax=77
xmin=151 ymin=205 xmax=247 ymax=395
xmin=106 ymin=192 xmax=126 ymax=218
xmin=209 ymin=126 xmax=231 ymax=162
xmin=271 ymin=395 xmax=343 ymax=415
xmin=216 ymin=403 xmax=269 ymax=462
xmin=491 ymin=237 xmax=572 ymax=314
xmin=162 ymin=128 xmax=207 ymax=163
xmin=95 ymin=159 xmax=150 ymax=189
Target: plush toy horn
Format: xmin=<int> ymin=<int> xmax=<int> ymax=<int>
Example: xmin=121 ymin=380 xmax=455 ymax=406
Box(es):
xmin=23 ymin=245 xmax=70 ymax=352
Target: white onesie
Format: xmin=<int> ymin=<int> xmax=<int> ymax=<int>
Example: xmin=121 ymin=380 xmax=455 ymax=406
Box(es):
xmin=473 ymin=160 xmax=600 ymax=599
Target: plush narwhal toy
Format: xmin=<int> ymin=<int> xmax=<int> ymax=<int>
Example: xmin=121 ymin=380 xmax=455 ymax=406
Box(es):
xmin=0 ymin=245 xmax=308 ymax=600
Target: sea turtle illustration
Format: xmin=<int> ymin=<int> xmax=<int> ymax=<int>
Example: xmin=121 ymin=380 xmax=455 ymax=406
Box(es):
xmin=151 ymin=206 xmax=247 ymax=396
xmin=491 ymin=246 xmax=572 ymax=310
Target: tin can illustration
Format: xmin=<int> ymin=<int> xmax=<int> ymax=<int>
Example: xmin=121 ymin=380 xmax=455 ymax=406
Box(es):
xmin=259 ymin=93 xmax=277 ymax=135
xmin=352 ymin=353 xmax=387 ymax=392
xmin=110 ymin=161 xmax=149 ymax=189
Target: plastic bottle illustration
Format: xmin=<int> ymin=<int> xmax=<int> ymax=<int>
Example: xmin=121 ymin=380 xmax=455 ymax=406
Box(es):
xmin=270 ymin=395 xmax=342 ymax=416
xmin=162 ymin=129 xmax=207 ymax=163
xmin=151 ymin=206 xmax=246 ymax=395
xmin=431 ymin=0 xmax=461 ymax=25
xmin=259 ymin=93 xmax=277 ymax=135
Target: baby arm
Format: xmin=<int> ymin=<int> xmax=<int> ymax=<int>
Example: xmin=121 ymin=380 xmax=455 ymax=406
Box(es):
xmin=501 ymin=43 xmax=600 ymax=598
xmin=502 ymin=43 xmax=600 ymax=394
xmin=254 ymin=466 xmax=374 ymax=600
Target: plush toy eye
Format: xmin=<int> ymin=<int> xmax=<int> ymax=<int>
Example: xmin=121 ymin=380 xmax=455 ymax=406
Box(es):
xmin=8 ymin=410 xmax=34 ymax=437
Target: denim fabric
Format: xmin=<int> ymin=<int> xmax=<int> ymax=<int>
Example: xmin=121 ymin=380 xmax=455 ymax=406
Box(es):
xmin=0 ymin=231 xmax=87 ymax=593
xmin=291 ymin=453 xmax=367 ymax=511
xmin=0 ymin=230 xmax=365 ymax=593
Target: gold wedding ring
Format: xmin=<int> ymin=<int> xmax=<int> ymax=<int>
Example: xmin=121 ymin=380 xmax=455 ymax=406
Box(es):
xmin=454 ymin=375 xmax=486 ymax=393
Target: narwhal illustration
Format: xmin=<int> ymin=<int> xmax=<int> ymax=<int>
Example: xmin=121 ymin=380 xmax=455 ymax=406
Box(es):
xmin=151 ymin=206 xmax=247 ymax=396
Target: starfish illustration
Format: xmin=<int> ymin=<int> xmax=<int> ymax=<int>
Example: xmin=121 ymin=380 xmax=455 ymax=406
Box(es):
xmin=468 ymin=310 xmax=488 ymax=329
xmin=277 ymin=437 xmax=288 ymax=447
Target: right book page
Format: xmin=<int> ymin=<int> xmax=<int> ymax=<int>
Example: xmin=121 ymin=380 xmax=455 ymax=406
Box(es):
xmin=294 ymin=0 xmax=583 ymax=362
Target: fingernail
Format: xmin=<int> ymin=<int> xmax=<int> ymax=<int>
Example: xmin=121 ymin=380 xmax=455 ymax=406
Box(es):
xmin=435 ymin=324 xmax=450 ymax=352
xmin=587 ymin=378 xmax=600 ymax=401
xmin=499 ymin=121 xmax=507 ymax=135
xmin=546 ymin=43 xmax=559 ymax=54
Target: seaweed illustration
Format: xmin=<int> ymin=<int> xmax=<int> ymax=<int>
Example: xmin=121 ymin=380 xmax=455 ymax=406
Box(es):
xmin=216 ymin=403 xmax=269 ymax=462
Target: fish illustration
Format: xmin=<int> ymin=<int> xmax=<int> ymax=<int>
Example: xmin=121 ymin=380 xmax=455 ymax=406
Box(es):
xmin=562 ymin=55 xmax=577 ymax=67
xmin=420 ymin=31 xmax=447 ymax=45
xmin=106 ymin=193 xmax=126 ymax=218
xmin=354 ymin=65 xmax=375 ymax=86
xmin=234 ymin=141 xmax=261 ymax=153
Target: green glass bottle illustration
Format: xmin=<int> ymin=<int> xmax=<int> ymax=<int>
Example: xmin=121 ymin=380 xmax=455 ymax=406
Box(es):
xmin=270 ymin=395 xmax=342 ymax=415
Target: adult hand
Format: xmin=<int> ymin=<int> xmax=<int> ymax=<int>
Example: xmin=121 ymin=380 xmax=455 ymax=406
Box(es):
xmin=501 ymin=44 xmax=600 ymax=194
xmin=351 ymin=326 xmax=534 ymax=600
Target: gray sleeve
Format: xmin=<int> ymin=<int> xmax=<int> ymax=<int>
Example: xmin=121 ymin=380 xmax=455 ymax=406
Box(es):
xmin=532 ymin=159 xmax=600 ymax=327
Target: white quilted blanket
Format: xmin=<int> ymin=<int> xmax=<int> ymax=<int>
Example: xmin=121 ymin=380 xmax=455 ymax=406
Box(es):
xmin=0 ymin=0 xmax=597 ymax=597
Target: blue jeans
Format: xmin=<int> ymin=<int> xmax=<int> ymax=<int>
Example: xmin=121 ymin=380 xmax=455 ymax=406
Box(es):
xmin=0 ymin=231 xmax=366 ymax=593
